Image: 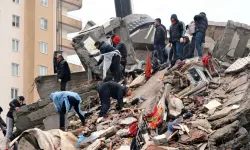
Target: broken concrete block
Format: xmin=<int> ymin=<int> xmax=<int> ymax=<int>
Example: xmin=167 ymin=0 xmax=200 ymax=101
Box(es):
xmin=180 ymin=130 xmax=208 ymax=144
xmin=213 ymin=20 xmax=250 ymax=62
xmin=204 ymin=100 xmax=221 ymax=110
xmin=120 ymin=117 xmax=137 ymax=125
xmin=191 ymin=119 xmax=212 ymax=129
xmin=168 ymin=96 xmax=184 ymax=117
xmin=43 ymin=114 xmax=60 ymax=131
xmin=128 ymin=74 xmax=146 ymax=88
xmin=226 ymin=75 xmax=248 ymax=92
xmin=208 ymin=107 xmax=233 ymax=121
xmin=86 ymin=138 xmax=105 ymax=150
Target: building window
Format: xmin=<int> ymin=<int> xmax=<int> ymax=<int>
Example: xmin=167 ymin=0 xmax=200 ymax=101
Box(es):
xmin=12 ymin=63 xmax=19 ymax=76
xmin=41 ymin=0 xmax=48 ymax=7
xmin=40 ymin=66 xmax=48 ymax=76
xmin=13 ymin=0 xmax=20 ymax=4
xmin=11 ymin=88 xmax=18 ymax=99
xmin=12 ymin=15 xmax=20 ymax=27
xmin=12 ymin=39 xmax=19 ymax=52
xmin=40 ymin=18 xmax=48 ymax=30
xmin=40 ymin=42 xmax=48 ymax=54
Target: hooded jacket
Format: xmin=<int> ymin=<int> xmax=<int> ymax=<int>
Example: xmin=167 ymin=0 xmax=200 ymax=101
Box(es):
xmin=98 ymin=81 xmax=127 ymax=107
xmin=194 ymin=12 xmax=208 ymax=33
xmin=99 ymin=41 xmax=116 ymax=54
xmin=57 ymin=59 xmax=71 ymax=82
xmin=50 ymin=91 xmax=82 ymax=113
xmin=7 ymin=99 xmax=25 ymax=118
xmin=169 ymin=14 xmax=184 ymax=43
xmin=154 ymin=24 xmax=166 ymax=45
xmin=113 ymin=36 xmax=127 ymax=59
xmin=183 ymin=36 xmax=194 ymax=59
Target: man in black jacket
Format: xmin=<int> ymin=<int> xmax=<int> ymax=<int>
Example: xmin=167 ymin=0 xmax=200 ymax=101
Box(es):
xmin=182 ymin=36 xmax=194 ymax=59
xmin=93 ymin=41 xmax=122 ymax=82
xmin=112 ymin=35 xmax=127 ymax=75
xmin=169 ymin=14 xmax=184 ymax=60
xmin=0 ymin=106 xmax=6 ymax=136
xmin=57 ymin=54 xmax=71 ymax=91
xmin=6 ymin=96 xmax=25 ymax=139
xmin=154 ymin=18 xmax=166 ymax=64
xmin=194 ymin=12 xmax=208 ymax=57
xmin=98 ymin=81 xmax=132 ymax=117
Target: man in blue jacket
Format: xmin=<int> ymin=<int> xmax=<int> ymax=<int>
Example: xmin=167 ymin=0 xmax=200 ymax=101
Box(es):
xmin=98 ymin=81 xmax=132 ymax=117
xmin=50 ymin=91 xmax=85 ymax=131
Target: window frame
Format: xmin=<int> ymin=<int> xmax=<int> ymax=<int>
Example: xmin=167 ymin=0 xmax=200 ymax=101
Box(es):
xmin=12 ymin=15 xmax=20 ymax=28
xmin=11 ymin=63 xmax=19 ymax=76
xmin=40 ymin=18 xmax=48 ymax=30
xmin=41 ymin=0 xmax=48 ymax=7
xmin=39 ymin=65 xmax=48 ymax=76
xmin=11 ymin=88 xmax=19 ymax=99
xmin=12 ymin=38 xmax=19 ymax=52
xmin=40 ymin=41 xmax=48 ymax=54
xmin=13 ymin=0 xmax=20 ymax=4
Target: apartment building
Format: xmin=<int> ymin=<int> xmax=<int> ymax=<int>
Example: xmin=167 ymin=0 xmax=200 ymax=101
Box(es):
xmin=0 ymin=0 xmax=82 ymax=116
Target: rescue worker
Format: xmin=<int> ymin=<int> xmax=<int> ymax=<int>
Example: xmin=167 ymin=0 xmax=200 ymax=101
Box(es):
xmin=112 ymin=35 xmax=127 ymax=75
xmin=50 ymin=91 xmax=85 ymax=131
xmin=182 ymin=36 xmax=194 ymax=59
xmin=98 ymin=81 xmax=132 ymax=117
xmin=56 ymin=54 xmax=71 ymax=91
xmin=154 ymin=18 xmax=167 ymax=64
xmin=91 ymin=41 xmax=122 ymax=82
xmin=6 ymin=96 xmax=25 ymax=139
xmin=194 ymin=12 xmax=208 ymax=57
xmin=0 ymin=106 xmax=6 ymax=136
xmin=169 ymin=14 xmax=184 ymax=60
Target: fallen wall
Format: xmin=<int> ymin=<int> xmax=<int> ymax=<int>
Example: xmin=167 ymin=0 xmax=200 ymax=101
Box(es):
xmin=213 ymin=20 xmax=250 ymax=61
xmin=35 ymin=71 xmax=88 ymax=99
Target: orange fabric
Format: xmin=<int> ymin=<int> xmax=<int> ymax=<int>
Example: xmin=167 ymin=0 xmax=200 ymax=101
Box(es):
xmin=144 ymin=105 xmax=164 ymax=129
xmin=145 ymin=52 xmax=152 ymax=79
xmin=112 ymin=35 xmax=120 ymax=44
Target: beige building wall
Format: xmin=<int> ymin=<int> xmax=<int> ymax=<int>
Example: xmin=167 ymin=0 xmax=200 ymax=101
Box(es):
xmin=24 ymin=0 xmax=57 ymax=104
xmin=0 ymin=0 xmax=24 ymax=116
xmin=0 ymin=0 xmax=82 ymax=116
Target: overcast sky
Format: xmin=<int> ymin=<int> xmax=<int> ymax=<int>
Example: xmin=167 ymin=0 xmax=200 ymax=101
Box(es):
xmin=69 ymin=0 xmax=249 ymax=29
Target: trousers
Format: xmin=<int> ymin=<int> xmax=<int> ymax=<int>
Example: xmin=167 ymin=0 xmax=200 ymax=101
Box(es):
xmin=5 ymin=117 xmax=14 ymax=139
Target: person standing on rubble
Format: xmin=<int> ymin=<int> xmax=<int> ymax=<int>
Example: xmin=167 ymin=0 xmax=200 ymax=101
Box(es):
xmin=154 ymin=18 xmax=167 ymax=64
xmin=5 ymin=96 xmax=25 ymax=139
xmin=112 ymin=35 xmax=128 ymax=76
xmin=169 ymin=14 xmax=184 ymax=61
xmin=56 ymin=54 xmax=71 ymax=91
xmin=91 ymin=41 xmax=122 ymax=82
xmin=50 ymin=91 xmax=85 ymax=131
xmin=0 ymin=106 xmax=6 ymax=136
xmin=98 ymin=81 xmax=132 ymax=117
xmin=194 ymin=12 xmax=208 ymax=57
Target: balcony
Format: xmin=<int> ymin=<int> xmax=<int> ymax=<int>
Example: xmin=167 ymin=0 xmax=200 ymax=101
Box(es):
xmin=57 ymin=34 xmax=75 ymax=54
xmin=59 ymin=14 xmax=82 ymax=33
xmin=62 ymin=0 xmax=82 ymax=11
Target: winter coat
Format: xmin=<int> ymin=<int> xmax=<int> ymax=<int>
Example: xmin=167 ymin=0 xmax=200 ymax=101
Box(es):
xmin=57 ymin=59 xmax=71 ymax=82
xmin=169 ymin=14 xmax=184 ymax=43
xmin=115 ymin=42 xmax=127 ymax=59
xmin=154 ymin=24 xmax=166 ymax=45
xmin=182 ymin=36 xmax=194 ymax=59
xmin=194 ymin=13 xmax=208 ymax=33
xmin=7 ymin=99 xmax=22 ymax=118
xmin=98 ymin=81 xmax=127 ymax=106
xmin=99 ymin=41 xmax=116 ymax=54
xmin=50 ymin=91 xmax=82 ymax=113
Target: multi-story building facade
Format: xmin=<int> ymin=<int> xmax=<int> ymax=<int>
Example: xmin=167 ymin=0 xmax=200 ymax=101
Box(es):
xmin=0 ymin=0 xmax=82 ymax=116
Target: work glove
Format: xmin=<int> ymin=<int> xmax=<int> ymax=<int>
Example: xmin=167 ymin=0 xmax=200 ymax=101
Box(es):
xmin=58 ymin=79 xmax=62 ymax=83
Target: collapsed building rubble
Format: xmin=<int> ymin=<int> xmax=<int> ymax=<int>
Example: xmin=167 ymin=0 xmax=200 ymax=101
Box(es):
xmin=2 ymin=17 xmax=250 ymax=150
